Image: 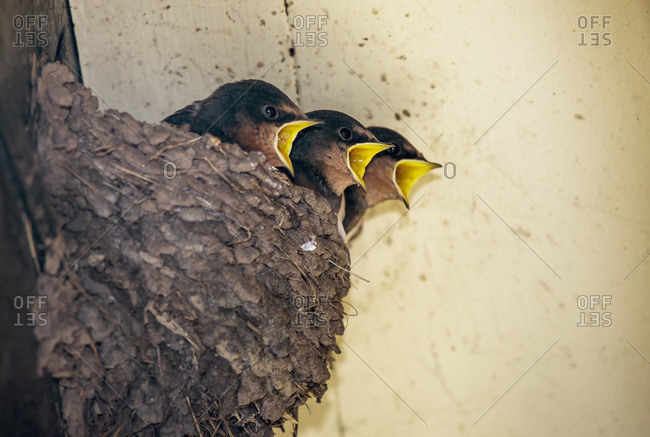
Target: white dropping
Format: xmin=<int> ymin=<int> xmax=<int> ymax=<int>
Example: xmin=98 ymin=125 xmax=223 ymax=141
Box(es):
xmin=337 ymin=194 xmax=347 ymax=240
xmin=300 ymin=239 xmax=317 ymax=252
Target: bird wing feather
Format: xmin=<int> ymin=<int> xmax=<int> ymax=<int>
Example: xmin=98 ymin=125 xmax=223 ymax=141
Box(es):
xmin=163 ymin=101 xmax=201 ymax=126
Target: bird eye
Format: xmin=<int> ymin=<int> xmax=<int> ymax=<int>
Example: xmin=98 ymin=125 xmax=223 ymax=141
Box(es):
xmin=389 ymin=143 xmax=401 ymax=155
xmin=263 ymin=105 xmax=278 ymax=120
xmin=338 ymin=127 xmax=352 ymax=140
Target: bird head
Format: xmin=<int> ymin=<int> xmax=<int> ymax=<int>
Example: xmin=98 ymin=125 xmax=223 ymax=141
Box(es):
xmin=291 ymin=110 xmax=392 ymax=197
xmin=190 ymin=80 xmax=318 ymax=175
xmin=365 ymin=126 xmax=441 ymax=208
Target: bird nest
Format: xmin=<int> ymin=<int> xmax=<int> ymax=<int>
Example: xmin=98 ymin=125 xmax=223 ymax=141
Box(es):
xmin=32 ymin=62 xmax=351 ymax=436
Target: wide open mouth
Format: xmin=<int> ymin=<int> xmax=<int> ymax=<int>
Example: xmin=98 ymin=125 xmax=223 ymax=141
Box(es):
xmin=393 ymin=159 xmax=442 ymax=207
xmin=346 ymin=143 xmax=392 ymax=192
xmin=274 ymin=120 xmax=322 ymax=176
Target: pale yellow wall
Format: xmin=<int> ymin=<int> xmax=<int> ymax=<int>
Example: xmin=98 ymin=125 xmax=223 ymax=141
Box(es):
xmin=70 ymin=1 xmax=650 ymax=435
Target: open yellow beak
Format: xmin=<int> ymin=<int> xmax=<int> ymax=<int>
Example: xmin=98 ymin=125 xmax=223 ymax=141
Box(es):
xmin=393 ymin=159 xmax=442 ymax=208
xmin=347 ymin=143 xmax=392 ymax=192
xmin=275 ymin=120 xmax=321 ymax=176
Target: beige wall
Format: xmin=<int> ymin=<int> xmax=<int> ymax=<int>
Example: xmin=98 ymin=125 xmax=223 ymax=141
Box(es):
xmin=70 ymin=0 xmax=650 ymax=435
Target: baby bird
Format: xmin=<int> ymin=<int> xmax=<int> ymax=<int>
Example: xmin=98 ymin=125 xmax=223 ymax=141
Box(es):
xmin=164 ymin=79 xmax=318 ymax=175
xmin=290 ymin=110 xmax=392 ymax=236
xmin=343 ymin=126 xmax=441 ymax=242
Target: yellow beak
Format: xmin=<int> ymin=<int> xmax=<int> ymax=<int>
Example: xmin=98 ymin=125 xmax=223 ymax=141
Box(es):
xmin=275 ymin=120 xmax=321 ymax=176
xmin=347 ymin=143 xmax=392 ymax=192
xmin=393 ymin=159 xmax=442 ymax=208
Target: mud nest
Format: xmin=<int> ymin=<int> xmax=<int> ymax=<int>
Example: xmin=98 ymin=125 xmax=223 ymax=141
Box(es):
xmin=32 ymin=62 xmax=351 ymax=436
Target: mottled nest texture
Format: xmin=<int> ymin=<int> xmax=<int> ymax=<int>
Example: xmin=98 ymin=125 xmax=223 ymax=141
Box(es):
xmin=32 ymin=62 xmax=351 ymax=436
